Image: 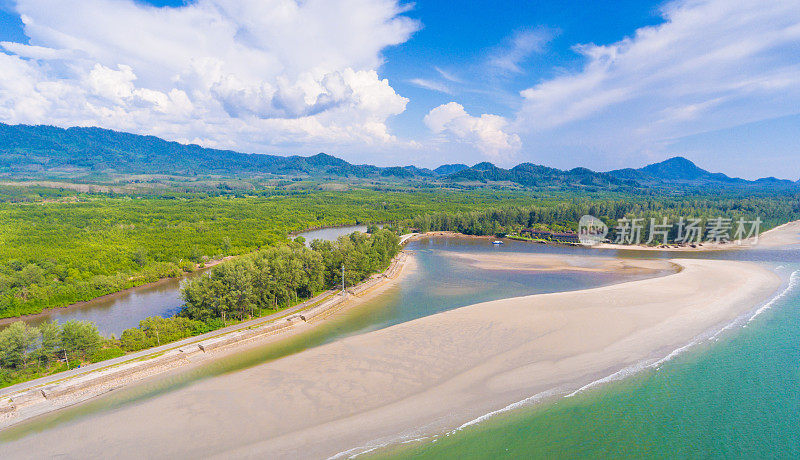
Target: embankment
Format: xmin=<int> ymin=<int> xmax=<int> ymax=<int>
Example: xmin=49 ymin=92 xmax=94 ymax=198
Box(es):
xmin=0 ymin=251 xmax=412 ymax=429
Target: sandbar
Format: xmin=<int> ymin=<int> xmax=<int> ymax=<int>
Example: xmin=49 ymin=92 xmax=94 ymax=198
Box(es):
xmin=0 ymin=257 xmax=780 ymax=459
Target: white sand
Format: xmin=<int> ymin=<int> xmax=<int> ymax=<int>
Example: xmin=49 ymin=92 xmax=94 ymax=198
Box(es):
xmin=0 ymin=258 xmax=780 ymax=459
xmin=755 ymin=220 xmax=800 ymax=248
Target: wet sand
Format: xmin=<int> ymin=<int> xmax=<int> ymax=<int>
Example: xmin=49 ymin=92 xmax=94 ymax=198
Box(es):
xmin=0 ymin=257 xmax=780 ymax=459
xmin=444 ymin=251 xmax=679 ymax=274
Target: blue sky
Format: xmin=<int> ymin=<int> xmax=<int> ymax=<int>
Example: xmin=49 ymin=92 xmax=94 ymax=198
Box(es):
xmin=383 ymin=1 xmax=664 ymax=123
xmin=0 ymin=0 xmax=798 ymax=179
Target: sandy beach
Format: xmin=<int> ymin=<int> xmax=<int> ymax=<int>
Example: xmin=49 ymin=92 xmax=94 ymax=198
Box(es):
xmin=0 ymin=254 xmax=780 ymax=459
xmin=754 ymin=220 xmax=800 ymax=248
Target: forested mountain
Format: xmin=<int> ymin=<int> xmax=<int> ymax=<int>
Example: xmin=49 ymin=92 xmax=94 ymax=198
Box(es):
xmin=0 ymin=123 xmax=387 ymax=178
xmin=447 ymin=162 xmax=636 ymax=188
xmin=433 ymin=164 xmax=469 ymax=175
xmin=0 ymin=123 xmax=796 ymax=190
xmin=607 ymin=156 xmax=744 ymax=185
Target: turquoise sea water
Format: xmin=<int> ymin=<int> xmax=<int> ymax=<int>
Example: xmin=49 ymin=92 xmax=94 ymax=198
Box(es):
xmin=380 ymin=264 xmax=800 ymax=459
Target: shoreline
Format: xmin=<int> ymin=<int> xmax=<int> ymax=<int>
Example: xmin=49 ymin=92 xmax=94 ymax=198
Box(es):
xmin=1 ymin=222 xmax=797 ymax=458
xmin=0 ymin=255 xmax=781 ymax=458
xmin=408 ymin=220 xmax=800 ymax=253
xmin=287 ymin=222 xmax=385 ymax=237
xmin=0 ymin=250 xmax=415 ymax=428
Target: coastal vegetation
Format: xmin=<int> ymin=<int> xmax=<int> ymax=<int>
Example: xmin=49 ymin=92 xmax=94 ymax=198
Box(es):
xmin=0 ymin=320 xmax=119 ymax=387
xmin=179 ymin=229 xmax=399 ymax=323
xmin=0 ymin=229 xmax=400 ymax=387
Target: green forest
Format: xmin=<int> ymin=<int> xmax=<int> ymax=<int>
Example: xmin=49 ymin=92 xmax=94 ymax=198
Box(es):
xmin=0 ymin=189 xmax=537 ymax=318
xmin=410 ymin=193 xmax=800 ymax=240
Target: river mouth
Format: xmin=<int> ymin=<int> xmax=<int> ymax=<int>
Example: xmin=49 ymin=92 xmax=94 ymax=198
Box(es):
xmin=10 ymin=221 xmax=785 ymax=338
xmin=375 ymin=263 xmax=800 ymax=459
xmin=0 ymin=235 xmax=677 ymax=441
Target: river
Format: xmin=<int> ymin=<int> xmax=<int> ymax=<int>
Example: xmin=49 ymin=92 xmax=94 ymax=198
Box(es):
xmin=6 ymin=225 xmax=372 ymax=336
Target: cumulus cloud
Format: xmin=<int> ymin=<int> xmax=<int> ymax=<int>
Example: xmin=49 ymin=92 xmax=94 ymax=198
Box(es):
xmin=0 ymin=0 xmax=418 ymax=152
xmin=425 ymin=102 xmax=520 ymax=159
xmin=514 ymin=0 xmax=800 ymax=167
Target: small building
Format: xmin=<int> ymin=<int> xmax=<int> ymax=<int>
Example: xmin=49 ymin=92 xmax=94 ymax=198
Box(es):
xmin=551 ymin=232 xmax=580 ymax=244
xmin=521 ymin=229 xmax=553 ymax=239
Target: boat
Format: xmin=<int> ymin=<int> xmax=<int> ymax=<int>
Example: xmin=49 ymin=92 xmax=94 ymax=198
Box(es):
xmin=492 ymin=240 xmax=504 ymax=245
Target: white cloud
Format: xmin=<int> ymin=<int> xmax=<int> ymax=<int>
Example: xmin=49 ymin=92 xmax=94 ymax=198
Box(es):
xmin=514 ymin=0 xmax=800 ymax=168
xmin=487 ymin=28 xmax=552 ymax=75
xmin=435 ymin=67 xmax=463 ymax=83
xmin=408 ymin=78 xmax=452 ymax=94
xmin=0 ymin=0 xmax=418 ymax=152
xmin=425 ymin=102 xmax=520 ymax=159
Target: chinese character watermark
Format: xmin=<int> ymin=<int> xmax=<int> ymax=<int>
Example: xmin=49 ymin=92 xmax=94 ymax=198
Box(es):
xmin=578 ymin=215 xmax=762 ymax=247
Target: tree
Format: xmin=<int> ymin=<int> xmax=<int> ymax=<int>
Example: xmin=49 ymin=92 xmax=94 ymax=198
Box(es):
xmin=181 ymin=259 xmax=256 ymax=321
xmin=19 ymin=263 xmax=45 ymax=287
xmin=120 ymin=327 xmax=149 ymax=352
xmin=0 ymin=321 xmax=38 ymax=368
xmin=131 ymin=247 xmax=148 ymax=267
xmin=36 ymin=320 xmax=61 ymax=364
xmin=60 ymin=321 xmax=102 ymax=360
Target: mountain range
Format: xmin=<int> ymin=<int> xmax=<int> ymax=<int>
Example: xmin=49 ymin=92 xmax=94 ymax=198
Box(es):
xmin=1 ymin=123 xmax=796 ymax=190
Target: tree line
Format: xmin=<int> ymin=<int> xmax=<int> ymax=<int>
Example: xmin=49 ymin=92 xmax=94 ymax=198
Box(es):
xmin=0 ymin=320 xmax=116 ymax=386
xmin=410 ymin=194 xmax=800 ymax=241
xmin=179 ymin=229 xmax=400 ymax=324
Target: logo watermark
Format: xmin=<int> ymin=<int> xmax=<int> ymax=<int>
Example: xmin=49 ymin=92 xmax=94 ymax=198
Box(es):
xmin=578 ymin=215 xmax=762 ymax=246
xmin=578 ymin=215 xmax=609 ymax=245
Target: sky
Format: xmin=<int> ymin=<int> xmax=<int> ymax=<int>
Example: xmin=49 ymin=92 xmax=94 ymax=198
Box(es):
xmin=0 ymin=0 xmax=798 ymax=179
